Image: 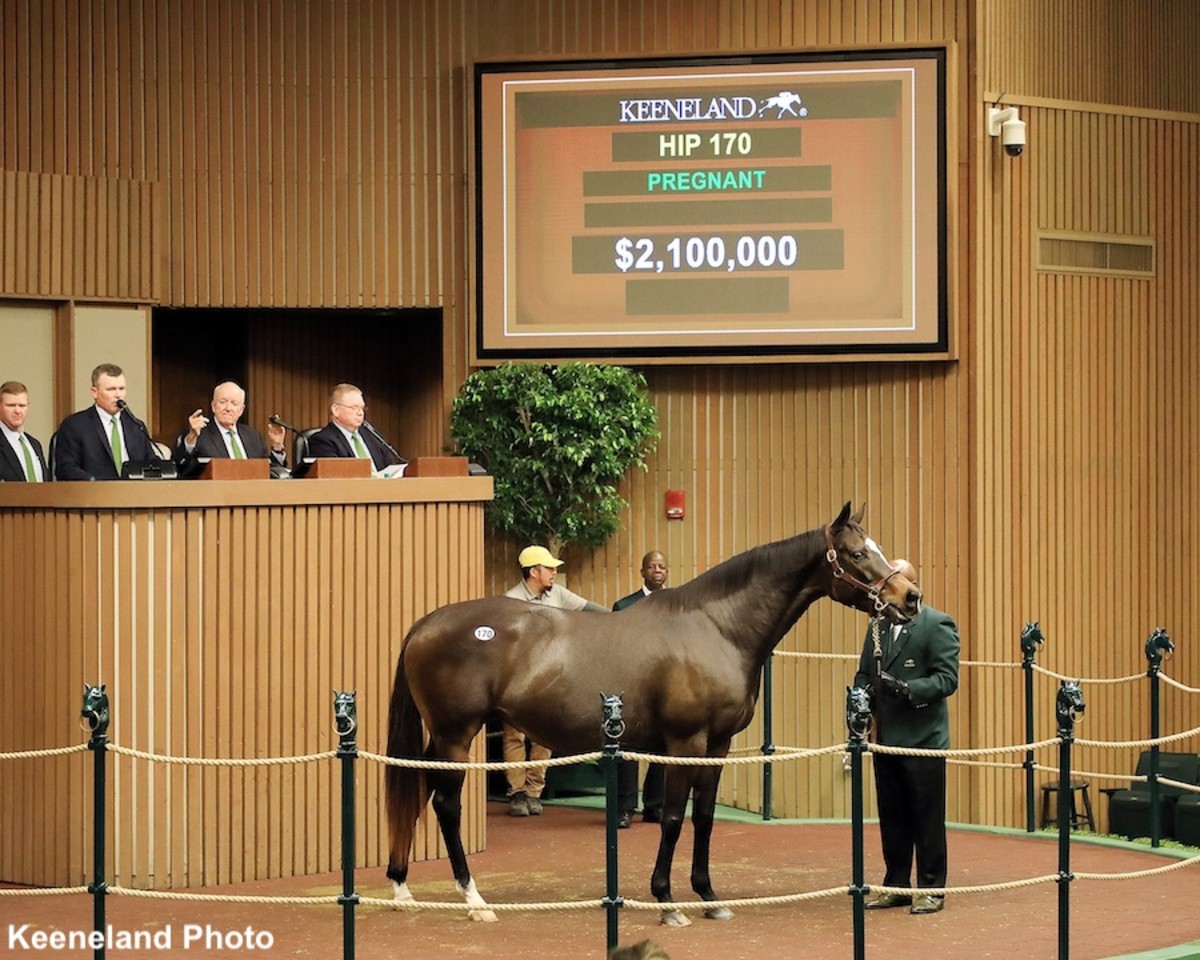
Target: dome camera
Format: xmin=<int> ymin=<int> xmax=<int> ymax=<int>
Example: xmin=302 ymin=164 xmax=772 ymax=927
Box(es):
xmin=987 ymin=106 xmax=1027 ymax=158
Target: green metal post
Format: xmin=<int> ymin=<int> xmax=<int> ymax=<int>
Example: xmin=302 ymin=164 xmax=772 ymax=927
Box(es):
xmin=1144 ymin=629 xmax=1172 ymax=848
xmin=761 ymin=655 xmax=774 ymax=821
xmin=81 ymin=685 xmax=111 ymax=960
xmin=1021 ymin=623 xmax=1044 ymax=832
xmin=600 ymin=694 xmax=625 ymax=953
xmin=846 ymin=687 xmax=871 ymax=960
xmin=1054 ymin=681 xmax=1085 ymax=960
xmin=334 ymin=692 xmax=359 ymax=960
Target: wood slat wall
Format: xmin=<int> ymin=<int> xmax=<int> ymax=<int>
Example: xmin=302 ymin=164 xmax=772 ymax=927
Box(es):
xmin=2 ymin=0 xmax=1199 ymax=839
xmin=0 ymin=169 xmax=159 ymax=300
xmin=0 ymin=486 xmax=488 ymax=888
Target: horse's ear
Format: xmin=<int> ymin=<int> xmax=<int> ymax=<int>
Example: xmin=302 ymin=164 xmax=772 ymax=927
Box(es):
xmin=832 ymin=502 xmax=852 ymax=529
xmin=850 ymin=503 xmax=865 ymax=525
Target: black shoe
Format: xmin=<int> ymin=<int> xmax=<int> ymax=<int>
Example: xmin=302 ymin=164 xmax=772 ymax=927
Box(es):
xmin=864 ymin=892 xmax=912 ymax=910
xmin=642 ymin=809 xmax=661 ymax=823
xmin=617 ymin=811 xmax=633 ymax=829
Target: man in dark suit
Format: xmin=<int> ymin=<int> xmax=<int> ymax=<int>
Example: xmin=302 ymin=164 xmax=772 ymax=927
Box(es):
xmin=613 ymin=550 xmax=670 ymax=826
xmin=173 ymin=380 xmax=287 ymax=476
xmin=0 ymin=381 xmax=48 ymax=482
xmin=853 ymin=559 xmax=959 ymax=915
xmin=53 ymin=363 xmax=159 ymax=480
xmin=305 ymin=382 xmax=405 ymax=473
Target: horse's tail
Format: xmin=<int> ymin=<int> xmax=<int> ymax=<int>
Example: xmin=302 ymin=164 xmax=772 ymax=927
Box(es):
xmin=385 ymin=643 xmax=431 ymax=882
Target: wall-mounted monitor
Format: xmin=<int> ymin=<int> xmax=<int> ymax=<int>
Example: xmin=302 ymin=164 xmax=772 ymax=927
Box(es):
xmin=472 ymin=48 xmax=949 ymax=363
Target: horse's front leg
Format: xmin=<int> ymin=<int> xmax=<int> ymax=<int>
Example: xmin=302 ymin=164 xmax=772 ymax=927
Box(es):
xmin=651 ymin=763 xmax=694 ymax=927
xmin=428 ymin=762 xmax=497 ymax=922
xmin=690 ymin=763 xmax=733 ymax=920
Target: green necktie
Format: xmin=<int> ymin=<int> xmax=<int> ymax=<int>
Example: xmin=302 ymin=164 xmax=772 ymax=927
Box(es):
xmin=19 ymin=434 xmax=37 ymax=482
xmin=110 ymin=416 xmax=124 ymax=470
xmin=350 ymin=432 xmax=370 ymax=459
xmin=228 ymin=429 xmax=245 ymax=459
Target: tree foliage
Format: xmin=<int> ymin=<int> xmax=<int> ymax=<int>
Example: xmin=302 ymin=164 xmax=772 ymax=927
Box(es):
xmin=450 ymin=363 xmax=659 ymax=555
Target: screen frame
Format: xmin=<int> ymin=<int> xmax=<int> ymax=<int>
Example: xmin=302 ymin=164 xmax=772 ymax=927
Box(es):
xmin=470 ymin=46 xmax=952 ymax=364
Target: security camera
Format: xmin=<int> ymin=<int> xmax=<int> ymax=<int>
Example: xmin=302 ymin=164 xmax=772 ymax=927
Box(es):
xmin=987 ymin=106 xmax=1026 ymax=157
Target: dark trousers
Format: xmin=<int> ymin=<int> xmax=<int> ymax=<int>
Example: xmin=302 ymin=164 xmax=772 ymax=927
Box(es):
xmin=641 ymin=762 xmax=665 ymax=816
xmin=616 ymin=758 xmax=639 ymax=812
xmin=872 ymin=753 xmax=947 ymax=889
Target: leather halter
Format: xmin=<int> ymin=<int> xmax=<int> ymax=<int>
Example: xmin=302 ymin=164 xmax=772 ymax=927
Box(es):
xmin=823 ymin=524 xmax=903 ymax=614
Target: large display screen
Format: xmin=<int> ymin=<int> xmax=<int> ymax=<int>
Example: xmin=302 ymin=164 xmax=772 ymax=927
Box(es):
xmin=472 ymin=49 xmax=948 ymax=362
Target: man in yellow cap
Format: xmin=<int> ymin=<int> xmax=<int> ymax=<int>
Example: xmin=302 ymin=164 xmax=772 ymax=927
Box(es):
xmin=502 ymin=544 xmax=607 ymax=816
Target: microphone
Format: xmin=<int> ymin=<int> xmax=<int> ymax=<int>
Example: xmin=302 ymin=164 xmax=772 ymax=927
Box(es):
xmin=115 ymin=399 xmax=154 ymax=443
xmin=362 ymin=420 xmax=407 ymax=465
xmin=268 ymin=414 xmax=300 ymax=433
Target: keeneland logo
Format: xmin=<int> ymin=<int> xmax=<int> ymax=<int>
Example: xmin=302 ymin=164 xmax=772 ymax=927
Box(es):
xmin=758 ymin=91 xmax=807 ymax=118
xmin=617 ymin=96 xmax=759 ymax=122
xmin=616 ymin=91 xmax=808 ymax=123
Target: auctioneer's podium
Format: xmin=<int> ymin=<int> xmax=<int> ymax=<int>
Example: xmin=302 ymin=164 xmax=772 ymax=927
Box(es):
xmin=0 ymin=474 xmax=492 ymax=889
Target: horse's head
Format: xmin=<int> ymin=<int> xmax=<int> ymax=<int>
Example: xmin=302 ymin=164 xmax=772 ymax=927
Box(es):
xmin=80 ymin=683 xmax=110 ymax=736
xmin=333 ymin=690 xmax=358 ymax=738
xmin=824 ymin=503 xmax=921 ymax=623
xmin=1055 ymin=680 xmax=1086 ymax=733
xmin=845 ymin=685 xmax=873 ymax=739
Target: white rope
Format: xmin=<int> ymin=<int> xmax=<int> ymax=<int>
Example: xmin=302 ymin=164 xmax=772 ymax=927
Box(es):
xmin=1160 ymin=673 xmax=1200 ymax=694
xmin=0 ymin=743 xmax=89 ymax=761
xmin=1032 ymin=663 xmax=1143 ymax=685
xmin=107 ymin=744 xmax=337 ymax=767
xmin=0 ymin=886 xmax=90 ymax=896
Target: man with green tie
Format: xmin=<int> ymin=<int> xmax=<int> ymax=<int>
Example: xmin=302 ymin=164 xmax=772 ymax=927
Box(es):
xmin=52 ymin=363 xmax=159 ymax=480
xmin=0 ymin=381 xmax=48 ymax=482
xmin=173 ymin=380 xmax=288 ymax=476
xmin=306 ymin=382 xmax=406 ymax=473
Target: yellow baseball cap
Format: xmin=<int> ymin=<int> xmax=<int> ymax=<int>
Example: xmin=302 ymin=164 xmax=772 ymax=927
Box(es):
xmin=518 ymin=545 xmax=563 ymax=568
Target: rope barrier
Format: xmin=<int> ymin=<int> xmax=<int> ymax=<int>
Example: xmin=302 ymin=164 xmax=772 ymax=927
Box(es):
xmin=0 ymin=743 xmax=89 ymax=761
xmin=1032 ymin=663 xmax=1144 ymax=685
xmin=1160 ymin=673 xmax=1200 ymax=694
xmin=0 ymin=886 xmax=90 ymax=896
xmin=107 ymin=744 xmax=337 ymax=766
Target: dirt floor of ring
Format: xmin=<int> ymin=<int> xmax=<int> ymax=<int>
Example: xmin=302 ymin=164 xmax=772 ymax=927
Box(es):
xmin=3 ymin=801 xmax=1200 ymax=960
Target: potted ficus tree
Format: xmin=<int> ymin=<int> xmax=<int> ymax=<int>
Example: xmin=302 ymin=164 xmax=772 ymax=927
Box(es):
xmin=450 ymin=361 xmax=660 ymax=559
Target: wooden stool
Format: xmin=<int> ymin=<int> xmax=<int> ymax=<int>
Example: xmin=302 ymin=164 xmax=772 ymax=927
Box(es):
xmin=1040 ymin=780 xmax=1096 ymax=831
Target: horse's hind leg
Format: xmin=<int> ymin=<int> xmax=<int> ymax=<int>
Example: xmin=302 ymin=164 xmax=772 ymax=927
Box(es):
xmin=690 ymin=764 xmax=733 ymax=920
xmin=428 ymin=755 xmax=498 ymax=922
xmin=651 ymin=764 xmax=694 ymax=927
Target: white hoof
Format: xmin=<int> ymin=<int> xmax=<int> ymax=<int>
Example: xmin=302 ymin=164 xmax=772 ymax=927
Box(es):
xmin=660 ymin=908 xmax=692 ymax=927
xmin=391 ymin=880 xmax=416 ymax=909
xmin=704 ymin=905 xmax=734 ymax=920
xmin=458 ymin=878 xmax=498 ymax=923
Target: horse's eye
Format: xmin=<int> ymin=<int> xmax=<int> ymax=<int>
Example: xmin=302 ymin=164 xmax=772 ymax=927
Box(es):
xmin=851 ymin=550 xmax=866 ymax=561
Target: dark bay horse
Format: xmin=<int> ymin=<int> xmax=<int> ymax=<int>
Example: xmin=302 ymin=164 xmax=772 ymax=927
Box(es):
xmin=385 ymin=503 xmax=920 ymax=924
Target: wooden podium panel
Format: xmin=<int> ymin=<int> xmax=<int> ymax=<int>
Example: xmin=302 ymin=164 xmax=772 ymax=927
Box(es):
xmin=302 ymin=457 xmax=372 ymax=478
xmin=405 ymin=456 xmax=468 ymax=477
xmin=0 ymin=477 xmax=493 ymax=889
xmin=198 ymin=458 xmax=270 ymax=480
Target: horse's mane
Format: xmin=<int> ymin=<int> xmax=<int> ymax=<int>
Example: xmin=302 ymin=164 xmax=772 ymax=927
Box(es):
xmin=659 ymin=527 xmax=823 ymax=612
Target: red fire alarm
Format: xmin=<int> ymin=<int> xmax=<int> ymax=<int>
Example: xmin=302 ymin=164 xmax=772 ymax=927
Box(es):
xmin=665 ymin=489 xmax=685 ymax=520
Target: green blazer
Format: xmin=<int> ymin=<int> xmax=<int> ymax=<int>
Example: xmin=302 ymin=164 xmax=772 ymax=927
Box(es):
xmin=853 ymin=605 xmax=960 ymax=749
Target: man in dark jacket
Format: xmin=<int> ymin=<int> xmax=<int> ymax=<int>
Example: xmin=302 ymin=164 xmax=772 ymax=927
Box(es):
xmin=613 ymin=550 xmax=669 ymax=826
xmin=853 ymin=559 xmax=959 ymax=915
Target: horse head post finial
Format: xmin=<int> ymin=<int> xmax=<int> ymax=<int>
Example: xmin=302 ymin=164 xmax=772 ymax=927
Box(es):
xmin=600 ymin=692 xmax=626 ymax=747
xmin=333 ymin=690 xmax=358 ymax=744
xmin=1020 ymin=621 xmax=1044 ymax=662
xmin=845 ymin=685 xmax=872 ymax=742
xmin=1144 ymin=628 xmax=1173 ymax=674
xmin=1055 ymin=680 xmax=1085 ymax=738
xmin=80 ymin=683 xmax=110 ymax=740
